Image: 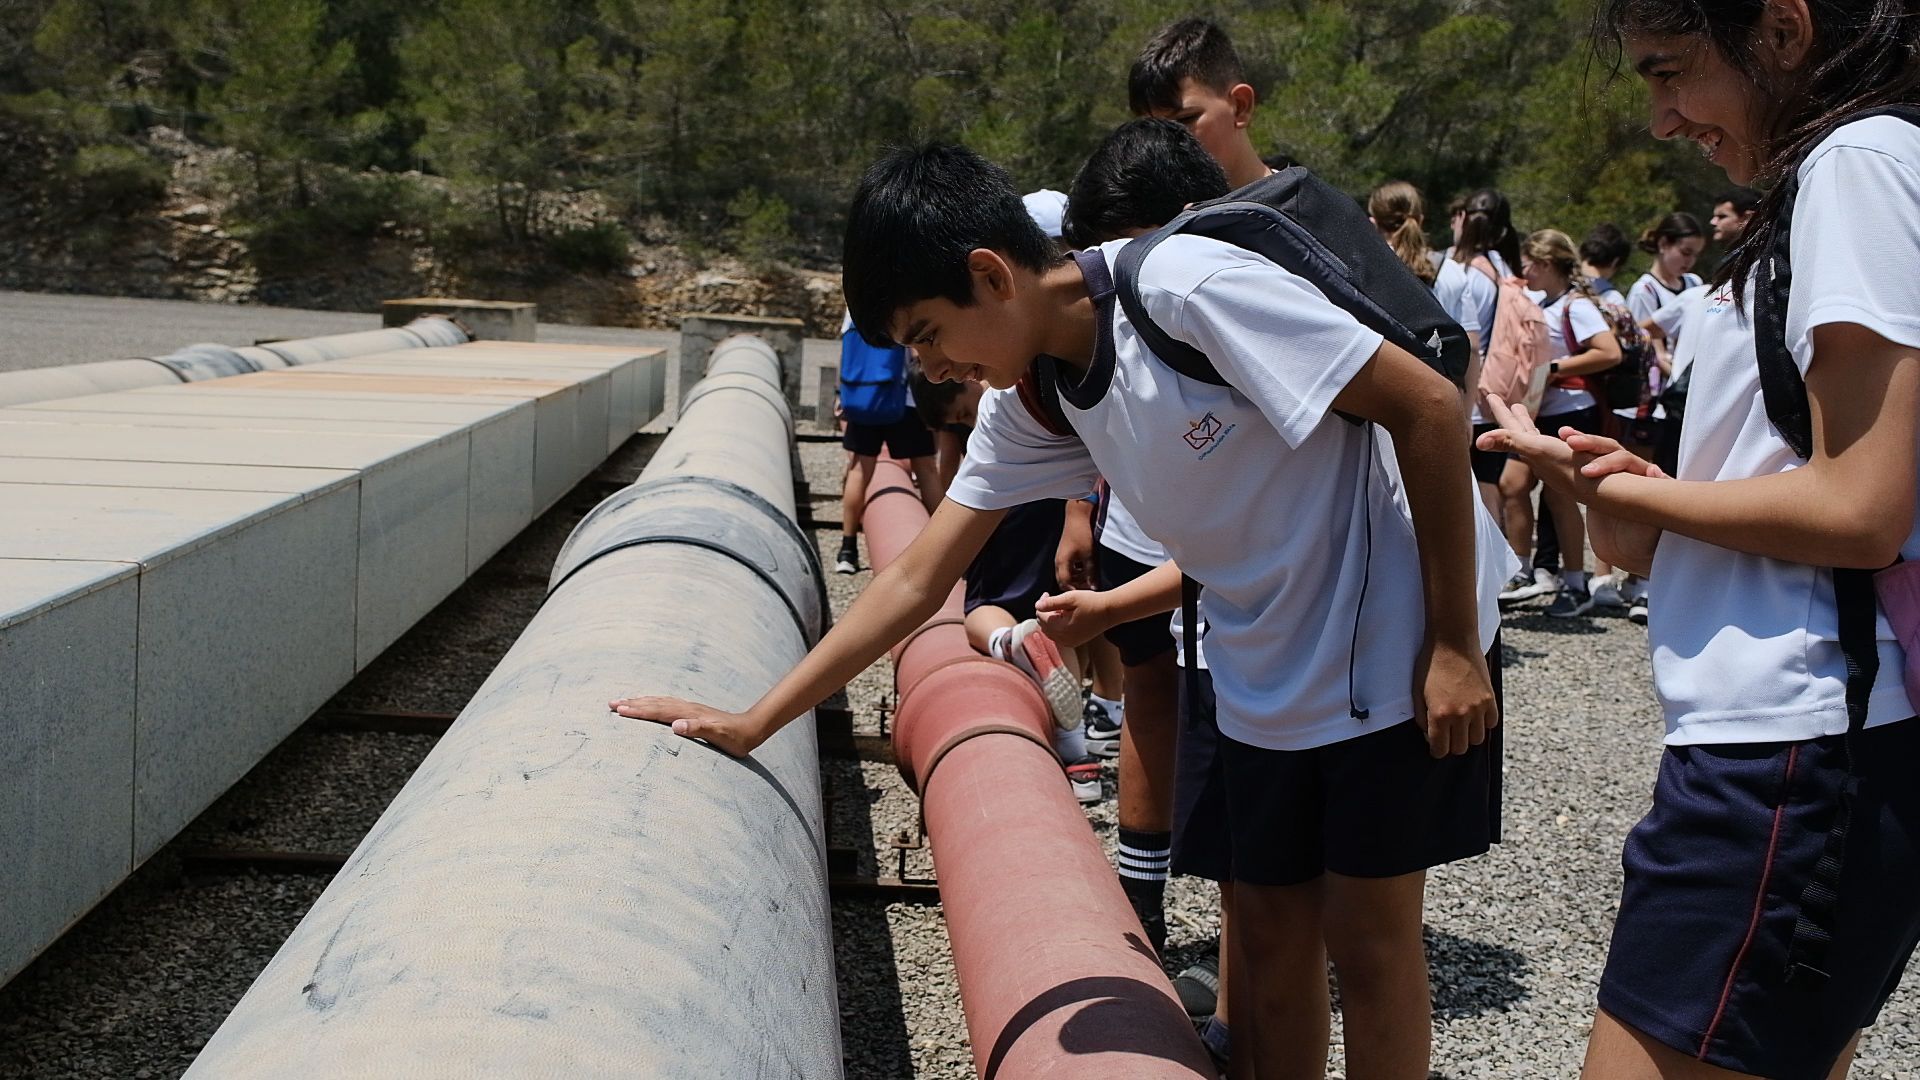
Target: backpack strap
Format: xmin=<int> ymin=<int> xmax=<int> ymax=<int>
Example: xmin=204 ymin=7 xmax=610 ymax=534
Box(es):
xmin=1758 ymin=102 xmax=1920 ymax=986
xmin=1111 ymin=224 xmax=1228 ymax=386
xmin=1181 ymin=574 xmax=1202 ymax=725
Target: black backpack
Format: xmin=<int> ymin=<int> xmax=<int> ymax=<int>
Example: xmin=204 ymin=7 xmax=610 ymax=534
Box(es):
xmin=1021 ymin=167 xmax=1472 ymax=438
xmin=1021 ymin=166 xmax=1473 ymax=720
xmin=1751 ymin=103 xmax=1920 ymax=987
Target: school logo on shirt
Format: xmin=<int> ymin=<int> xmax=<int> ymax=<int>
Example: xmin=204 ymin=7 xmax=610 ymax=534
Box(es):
xmin=1184 ymin=412 xmax=1237 ymax=458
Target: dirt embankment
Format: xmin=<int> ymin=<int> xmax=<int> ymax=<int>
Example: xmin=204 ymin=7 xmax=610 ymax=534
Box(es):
xmin=0 ymin=121 xmax=847 ymax=335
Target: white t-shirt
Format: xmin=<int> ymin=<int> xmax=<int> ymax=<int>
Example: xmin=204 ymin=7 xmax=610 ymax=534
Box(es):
xmin=1433 ymin=258 xmax=1476 ymax=337
xmin=1627 ymin=272 xmax=1703 ymax=336
xmin=1650 ymin=115 xmax=1920 ymax=745
xmin=1096 ymin=487 xmax=1166 ymax=566
xmin=1537 ymin=291 xmax=1610 ymax=417
xmin=947 ymin=235 xmax=1515 ymax=750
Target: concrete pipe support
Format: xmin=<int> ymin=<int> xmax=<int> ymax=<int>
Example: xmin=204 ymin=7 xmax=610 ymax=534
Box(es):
xmin=186 ymin=334 xmax=841 ymax=1078
xmin=861 ymin=460 xmax=1215 ymax=1079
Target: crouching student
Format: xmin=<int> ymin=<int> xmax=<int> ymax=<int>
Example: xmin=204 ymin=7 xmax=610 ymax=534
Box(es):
xmin=613 ymin=141 xmax=1510 ymax=1079
xmin=910 ymin=371 xmax=1105 ymax=804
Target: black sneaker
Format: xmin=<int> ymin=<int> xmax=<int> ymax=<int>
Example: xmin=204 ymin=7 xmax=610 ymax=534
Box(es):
xmin=1172 ymin=952 xmax=1220 ymax=1022
xmin=834 ymin=536 xmax=858 ymax=575
xmin=1546 ymin=585 xmax=1594 ymax=619
xmin=1085 ymin=697 xmax=1122 ymax=759
xmin=1629 ymin=595 xmax=1650 ymax=626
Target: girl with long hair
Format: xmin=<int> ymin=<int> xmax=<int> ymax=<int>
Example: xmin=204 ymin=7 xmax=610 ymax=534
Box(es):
xmin=1482 ymin=1 xmax=1920 ymax=1074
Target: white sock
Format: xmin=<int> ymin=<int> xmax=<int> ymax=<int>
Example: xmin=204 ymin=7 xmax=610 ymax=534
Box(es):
xmin=987 ymin=625 xmax=1012 ymax=661
xmin=1052 ymin=723 xmax=1087 ymax=762
xmin=1563 ymin=570 xmax=1589 ymax=593
xmin=1090 ymin=693 xmax=1123 ymax=724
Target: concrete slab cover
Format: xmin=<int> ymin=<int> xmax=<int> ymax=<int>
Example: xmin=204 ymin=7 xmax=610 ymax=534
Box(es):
xmin=0 ymin=482 xmax=310 ymax=567
xmin=0 ymin=457 xmax=357 ymax=496
xmin=0 ymin=560 xmax=138 ymax=986
xmin=0 ymin=420 xmax=435 ymax=471
xmin=194 ymin=372 xmax=574 ymax=399
xmin=12 ymin=390 xmax=524 ymax=427
xmin=0 ymin=409 xmax=471 ymax=439
xmin=0 ymin=558 xmax=138 ymax=628
xmin=355 ymin=432 xmax=470 ymax=669
xmin=134 ymin=483 xmax=358 ymax=861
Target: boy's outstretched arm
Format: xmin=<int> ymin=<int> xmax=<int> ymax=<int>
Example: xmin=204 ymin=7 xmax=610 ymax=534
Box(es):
xmin=1333 ymin=341 xmax=1497 ymax=758
xmin=613 ymin=498 xmax=1007 ymax=756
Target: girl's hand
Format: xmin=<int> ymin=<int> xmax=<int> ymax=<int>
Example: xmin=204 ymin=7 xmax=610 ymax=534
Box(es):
xmin=610 ymin=696 xmax=773 ymax=758
xmin=1034 ymin=589 xmax=1113 ymax=649
xmin=1476 ymin=395 xmax=1600 ymax=499
xmin=1565 ymin=432 xmax=1670 ymax=482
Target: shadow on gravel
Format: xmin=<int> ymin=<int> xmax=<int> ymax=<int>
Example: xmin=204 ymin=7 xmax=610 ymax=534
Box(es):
xmin=1501 ymin=611 xmax=1616 ymax=637
xmin=1427 ymin=926 xmax=1531 ymax=1019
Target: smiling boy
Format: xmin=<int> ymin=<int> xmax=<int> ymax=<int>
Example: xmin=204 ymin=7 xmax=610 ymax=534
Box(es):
xmin=614 ymin=142 xmax=1511 ymax=1078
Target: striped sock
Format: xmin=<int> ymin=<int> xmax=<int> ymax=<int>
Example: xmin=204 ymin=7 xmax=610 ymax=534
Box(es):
xmin=1118 ymin=828 xmax=1172 ymax=883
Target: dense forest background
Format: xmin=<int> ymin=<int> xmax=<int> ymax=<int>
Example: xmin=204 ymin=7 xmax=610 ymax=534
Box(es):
xmin=0 ymin=0 xmax=1727 ymax=299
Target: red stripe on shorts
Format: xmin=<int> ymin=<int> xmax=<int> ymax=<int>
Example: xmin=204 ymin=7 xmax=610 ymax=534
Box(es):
xmin=1699 ymin=743 xmax=1800 ymax=1059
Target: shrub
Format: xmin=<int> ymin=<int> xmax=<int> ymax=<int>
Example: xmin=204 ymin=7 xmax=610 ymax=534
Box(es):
xmin=726 ymin=188 xmax=795 ymax=270
xmin=544 ymin=221 xmax=631 ymax=275
xmin=67 ymin=144 xmax=169 ymax=215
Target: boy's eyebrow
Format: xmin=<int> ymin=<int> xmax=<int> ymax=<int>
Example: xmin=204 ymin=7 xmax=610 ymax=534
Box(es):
xmin=897 ymin=318 xmax=929 ymax=344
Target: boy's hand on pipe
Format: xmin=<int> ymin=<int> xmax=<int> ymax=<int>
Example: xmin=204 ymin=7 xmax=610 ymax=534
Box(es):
xmin=1412 ymin=641 xmax=1498 ymax=758
xmin=1033 ymin=589 xmax=1113 ymax=650
xmin=610 ymin=696 xmax=772 ymax=758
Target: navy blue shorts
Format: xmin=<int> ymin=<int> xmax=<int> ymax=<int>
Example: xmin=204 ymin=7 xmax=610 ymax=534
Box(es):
xmin=1170 ymin=639 xmax=1504 ymax=886
xmin=842 ymin=412 xmax=935 ymax=459
xmin=1598 ymin=718 xmax=1920 ymax=1080
xmin=963 ymin=500 xmax=1065 ymax=622
xmin=1470 ymin=422 xmax=1508 ymax=486
xmin=1095 ymin=546 xmax=1175 ymax=668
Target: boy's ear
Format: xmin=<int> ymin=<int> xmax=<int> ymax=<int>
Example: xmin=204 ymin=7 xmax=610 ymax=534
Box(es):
xmin=967 ymin=248 xmax=1018 ymax=301
xmin=1229 ymin=82 xmax=1257 ymax=127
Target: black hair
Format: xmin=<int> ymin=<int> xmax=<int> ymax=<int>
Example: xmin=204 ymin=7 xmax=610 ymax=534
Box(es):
xmin=1450 ymin=188 xmax=1521 ymax=271
xmin=1597 ymin=0 xmax=1920 ymax=292
xmin=1580 ymin=222 xmax=1634 ymax=269
xmin=1637 ymin=211 xmax=1705 ymax=255
xmin=1717 ymin=186 xmax=1763 ymax=214
xmin=842 ymin=143 xmax=1062 ymax=347
xmin=1128 ymin=17 xmax=1247 ymax=115
xmin=1262 ymin=151 xmax=1300 ymax=171
xmin=1063 ymin=119 xmax=1230 ymax=248
xmin=908 ymin=365 xmax=965 ymax=430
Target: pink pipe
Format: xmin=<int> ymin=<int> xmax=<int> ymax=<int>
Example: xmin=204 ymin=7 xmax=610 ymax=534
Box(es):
xmin=862 ymin=461 xmax=1213 ymax=1078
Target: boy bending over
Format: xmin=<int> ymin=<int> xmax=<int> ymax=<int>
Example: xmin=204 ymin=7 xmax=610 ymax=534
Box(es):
xmin=615 ymin=143 xmax=1510 ymax=1079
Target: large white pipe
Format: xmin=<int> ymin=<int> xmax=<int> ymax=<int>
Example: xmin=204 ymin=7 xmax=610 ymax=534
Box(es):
xmin=185 ymin=334 xmax=841 ymax=1079
xmin=0 ymin=317 xmax=469 ymax=408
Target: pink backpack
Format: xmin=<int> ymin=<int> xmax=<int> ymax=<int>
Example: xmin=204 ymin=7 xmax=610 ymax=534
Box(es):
xmin=1472 ymin=257 xmax=1551 ymax=415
